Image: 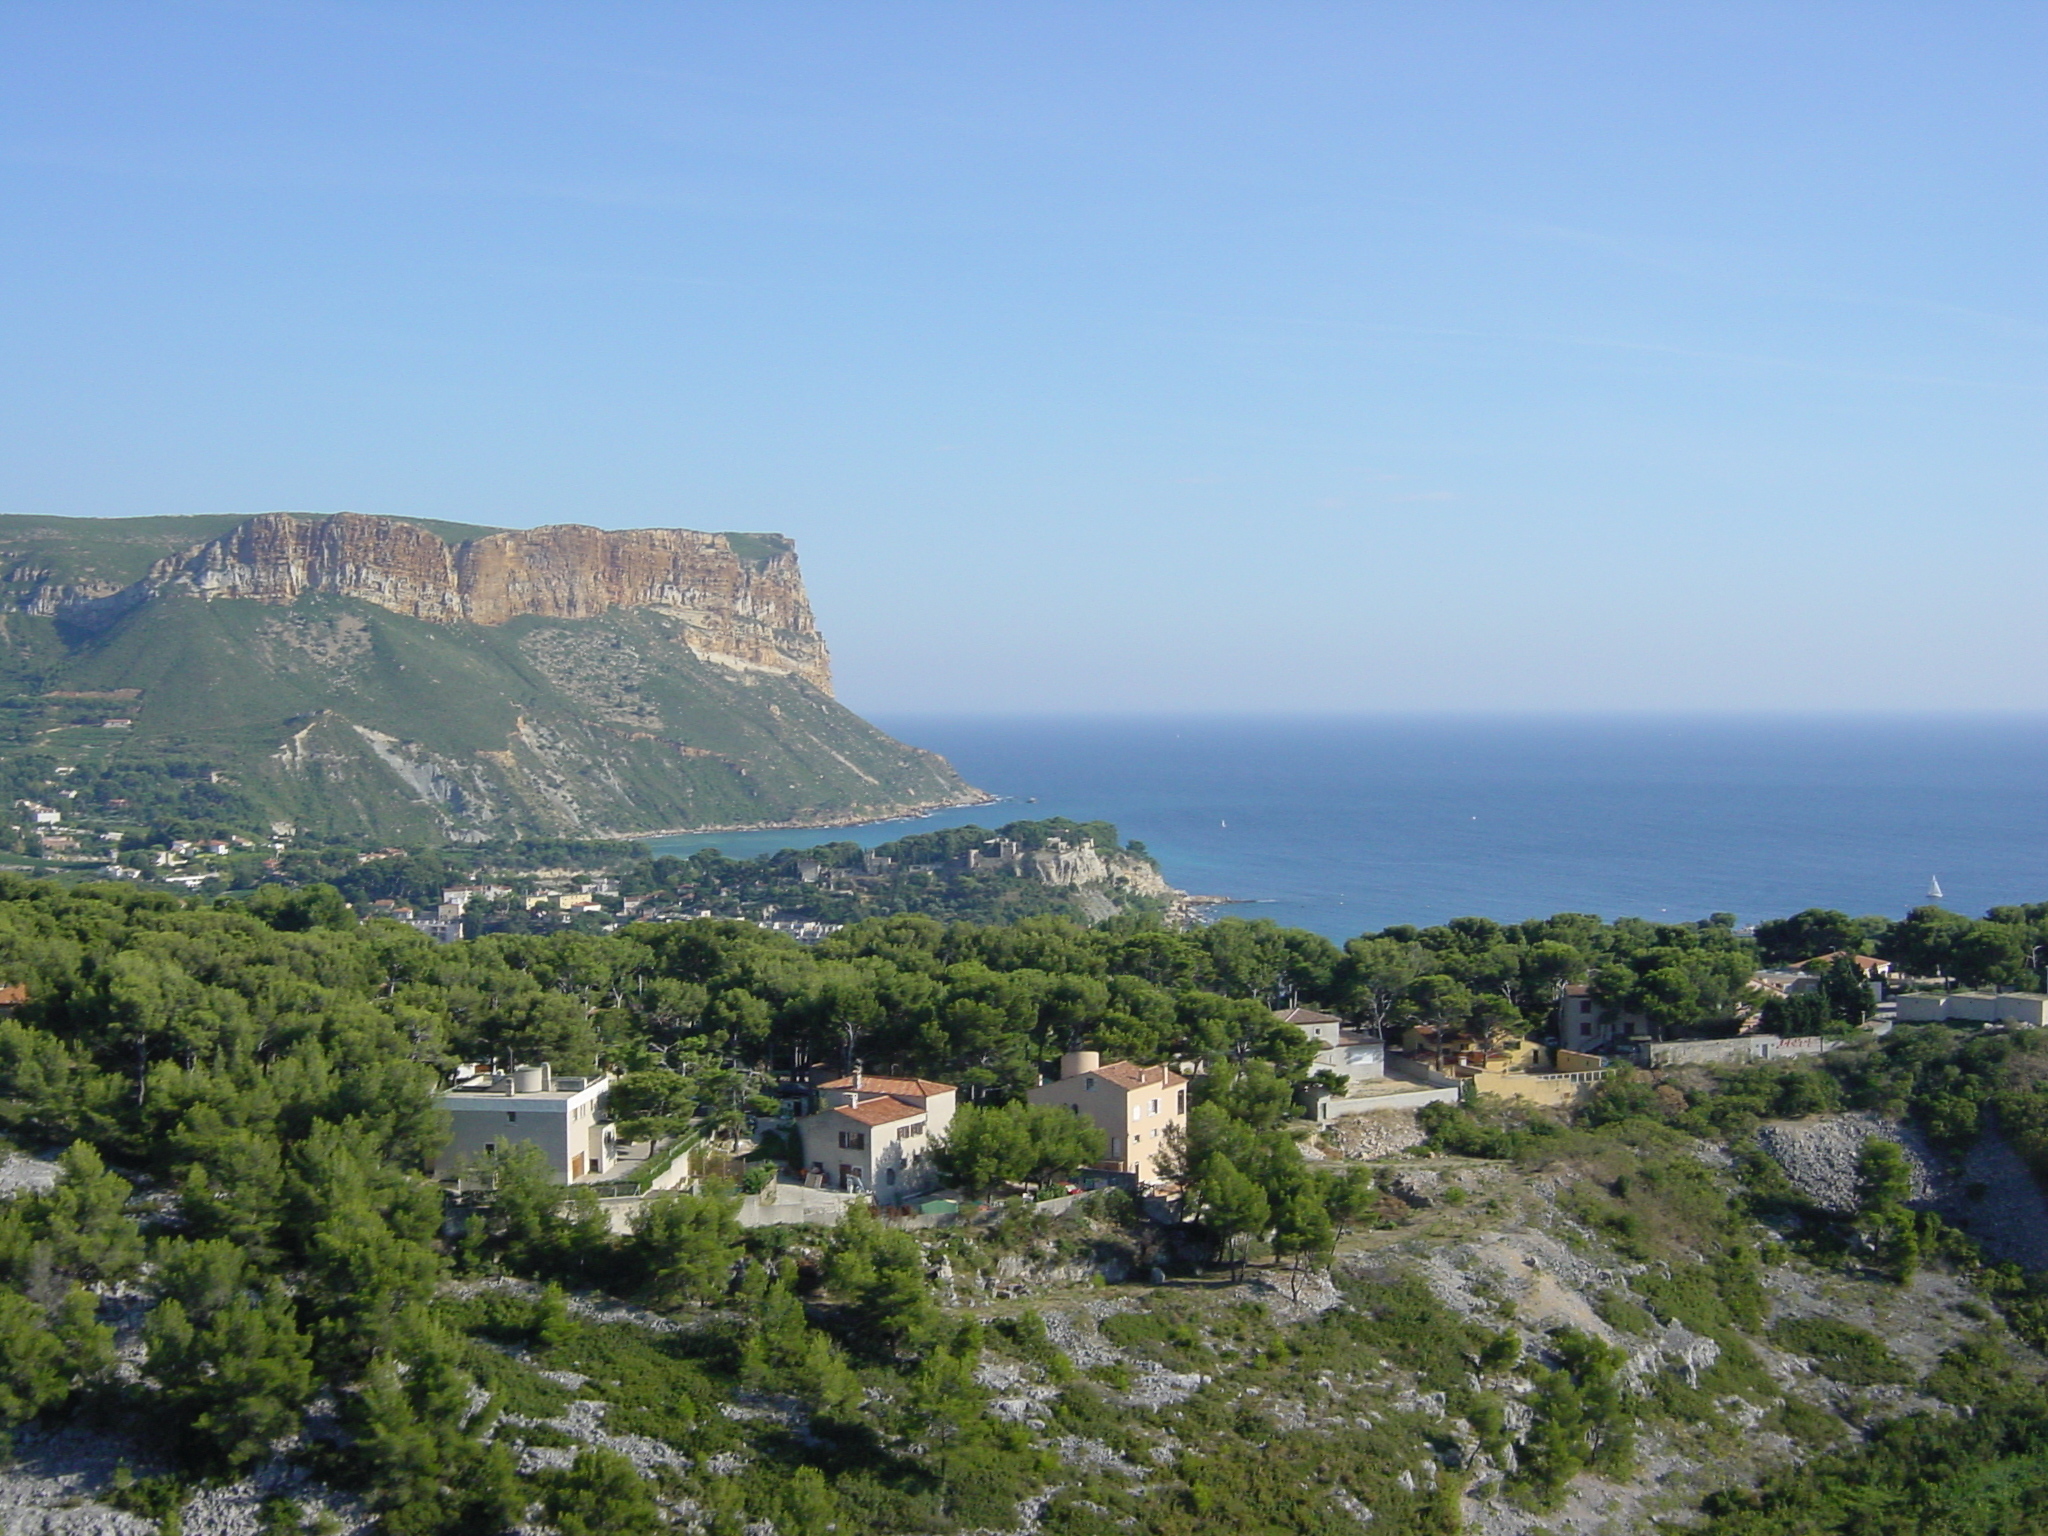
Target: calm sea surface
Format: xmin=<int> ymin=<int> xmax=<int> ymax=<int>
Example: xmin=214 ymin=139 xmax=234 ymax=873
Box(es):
xmin=646 ymin=714 xmax=2048 ymax=942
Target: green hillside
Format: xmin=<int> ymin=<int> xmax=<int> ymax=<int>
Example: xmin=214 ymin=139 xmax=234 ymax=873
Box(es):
xmin=0 ymin=518 xmax=978 ymax=843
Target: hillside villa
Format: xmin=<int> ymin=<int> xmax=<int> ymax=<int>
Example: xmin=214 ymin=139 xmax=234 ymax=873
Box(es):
xmin=1026 ymin=1050 xmax=1187 ymax=1186
xmin=798 ymin=1071 xmax=957 ymax=1198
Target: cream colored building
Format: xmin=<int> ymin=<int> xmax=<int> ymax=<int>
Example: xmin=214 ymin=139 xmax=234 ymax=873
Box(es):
xmin=434 ymin=1064 xmax=617 ymax=1182
xmin=1026 ymin=1050 xmax=1187 ymax=1186
xmin=798 ymin=1072 xmax=957 ymax=1198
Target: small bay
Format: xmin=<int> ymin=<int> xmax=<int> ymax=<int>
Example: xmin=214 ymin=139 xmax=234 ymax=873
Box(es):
xmin=647 ymin=713 xmax=2048 ymax=941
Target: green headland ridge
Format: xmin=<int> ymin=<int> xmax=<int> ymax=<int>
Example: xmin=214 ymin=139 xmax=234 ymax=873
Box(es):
xmin=0 ymin=511 xmax=982 ymax=842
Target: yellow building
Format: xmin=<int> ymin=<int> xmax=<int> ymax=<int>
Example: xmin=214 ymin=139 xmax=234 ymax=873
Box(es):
xmin=1026 ymin=1050 xmax=1188 ymax=1185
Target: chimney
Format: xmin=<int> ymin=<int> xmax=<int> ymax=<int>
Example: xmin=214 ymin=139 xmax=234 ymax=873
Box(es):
xmin=1060 ymin=1049 xmax=1101 ymax=1080
xmin=852 ymin=1064 xmax=864 ymax=1092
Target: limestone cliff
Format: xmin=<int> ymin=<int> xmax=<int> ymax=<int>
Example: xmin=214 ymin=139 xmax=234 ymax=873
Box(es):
xmin=1023 ymin=842 xmax=1175 ymax=898
xmin=0 ymin=511 xmax=978 ymax=842
xmin=148 ymin=513 xmax=833 ymax=691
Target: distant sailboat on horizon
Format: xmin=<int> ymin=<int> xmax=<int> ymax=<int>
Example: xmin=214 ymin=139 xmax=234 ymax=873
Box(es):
xmin=1929 ymin=876 xmax=1944 ymax=901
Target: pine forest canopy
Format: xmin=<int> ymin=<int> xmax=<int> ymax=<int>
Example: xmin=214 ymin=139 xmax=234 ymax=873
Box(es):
xmin=0 ymin=877 xmax=2045 ymax=1530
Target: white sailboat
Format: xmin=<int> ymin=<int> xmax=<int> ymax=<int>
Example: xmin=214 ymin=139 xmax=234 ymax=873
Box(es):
xmin=1928 ymin=876 xmax=1944 ymax=901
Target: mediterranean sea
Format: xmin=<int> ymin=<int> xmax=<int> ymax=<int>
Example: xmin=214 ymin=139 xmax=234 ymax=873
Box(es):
xmin=647 ymin=714 xmax=2048 ymax=943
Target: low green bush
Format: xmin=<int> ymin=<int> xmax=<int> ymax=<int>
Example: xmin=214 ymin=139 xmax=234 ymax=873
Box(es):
xmin=1767 ymin=1318 xmax=1912 ymax=1387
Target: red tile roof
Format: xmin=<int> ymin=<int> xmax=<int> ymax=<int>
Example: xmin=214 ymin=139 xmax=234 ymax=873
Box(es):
xmin=828 ymin=1097 xmax=924 ymax=1127
xmin=1086 ymin=1061 xmax=1186 ymax=1092
xmin=818 ymin=1073 xmax=955 ymax=1098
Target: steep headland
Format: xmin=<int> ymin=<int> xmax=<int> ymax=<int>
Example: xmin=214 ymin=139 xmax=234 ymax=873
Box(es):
xmin=0 ymin=511 xmax=981 ymax=841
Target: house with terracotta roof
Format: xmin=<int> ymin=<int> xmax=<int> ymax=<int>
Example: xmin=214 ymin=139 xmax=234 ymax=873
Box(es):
xmin=798 ymin=1070 xmax=957 ymax=1198
xmin=1798 ymin=952 xmax=1894 ymax=985
xmin=1026 ymin=1050 xmax=1187 ymax=1186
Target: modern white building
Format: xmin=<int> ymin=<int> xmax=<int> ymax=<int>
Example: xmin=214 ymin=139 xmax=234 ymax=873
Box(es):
xmin=1275 ymin=1005 xmax=1385 ymax=1086
xmin=434 ymin=1064 xmax=617 ymax=1182
xmin=1892 ymin=991 xmax=2048 ymax=1027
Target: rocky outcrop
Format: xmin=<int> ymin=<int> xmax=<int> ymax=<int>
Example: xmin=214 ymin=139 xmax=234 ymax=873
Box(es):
xmin=43 ymin=512 xmax=833 ymax=691
xmin=1023 ymin=843 xmax=1175 ymax=897
xmin=1756 ymin=1111 xmax=2048 ymax=1270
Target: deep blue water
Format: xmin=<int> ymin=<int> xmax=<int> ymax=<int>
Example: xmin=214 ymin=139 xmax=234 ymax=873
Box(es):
xmin=647 ymin=715 xmax=2048 ymax=942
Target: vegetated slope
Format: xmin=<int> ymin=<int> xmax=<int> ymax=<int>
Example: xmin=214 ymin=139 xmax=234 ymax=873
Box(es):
xmin=1 ymin=886 xmax=2046 ymax=1535
xmin=628 ymin=816 xmax=1181 ymax=929
xmin=0 ymin=512 xmax=978 ymax=840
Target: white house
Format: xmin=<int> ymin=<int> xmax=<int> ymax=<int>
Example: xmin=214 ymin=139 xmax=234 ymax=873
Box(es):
xmin=798 ymin=1072 xmax=957 ymax=1198
xmin=1275 ymin=1005 xmax=1385 ymax=1086
xmin=434 ymin=1064 xmax=617 ymax=1182
xmin=1555 ymin=984 xmax=1651 ymax=1054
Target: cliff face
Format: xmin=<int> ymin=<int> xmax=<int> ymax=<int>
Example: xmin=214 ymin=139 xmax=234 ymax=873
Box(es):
xmin=0 ymin=511 xmax=979 ymax=841
xmin=149 ymin=513 xmax=832 ymax=692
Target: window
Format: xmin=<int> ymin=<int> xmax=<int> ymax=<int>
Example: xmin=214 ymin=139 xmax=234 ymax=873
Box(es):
xmin=885 ymin=1167 xmax=897 ymax=1186
xmin=1176 ymin=1089 xmax=1187 ymax=1114
xmin=1149 ymin=1098 xmax=1159 ymax=1117
xmin=898 ymin=1122 xmax=924 ymax=1140
xmin=483 ymin=1142 xmax=496 ymax=1155
xmin=837 ymin=1130 xmax=866 ymax=1150
xmin=506 ymin=1112 xmax=518 ymax=1122
xmin=1085 ymin=1077 xmax=1094 ymax=1091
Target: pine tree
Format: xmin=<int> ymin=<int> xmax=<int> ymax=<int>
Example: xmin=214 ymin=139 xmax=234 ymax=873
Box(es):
xmin=538 ymin=1448 xmax=662 ymax=1536
xmin=1196 ymin=1154 xmax=1271 ymax=1277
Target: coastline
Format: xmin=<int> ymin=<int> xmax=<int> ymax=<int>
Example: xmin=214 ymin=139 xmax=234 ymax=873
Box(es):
xmin=612 ymin=789 xmax=1003 ymax=843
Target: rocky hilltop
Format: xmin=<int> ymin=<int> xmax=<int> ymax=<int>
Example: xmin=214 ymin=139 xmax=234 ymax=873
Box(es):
xmin=14 ymin=511 xmax=833 ymax=692
xmin=0 ymin=511 xmax=979 ymax=843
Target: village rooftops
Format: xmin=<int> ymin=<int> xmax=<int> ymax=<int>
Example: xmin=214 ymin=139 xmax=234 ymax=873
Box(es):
xmin=825 ymin=1096 xmax=925 ymax=1127
xmin=816 ymin=1073 xmax=954 ymax=1099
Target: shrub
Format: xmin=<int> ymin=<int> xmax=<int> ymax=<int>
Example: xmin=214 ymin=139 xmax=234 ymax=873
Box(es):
xmin=1767 ymin=1317 xmax=1912 ymax=1387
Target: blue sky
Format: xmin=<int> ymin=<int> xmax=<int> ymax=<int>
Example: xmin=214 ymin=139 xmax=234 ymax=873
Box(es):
xmin=1 ymin=4 xmax=2042 ymax=713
